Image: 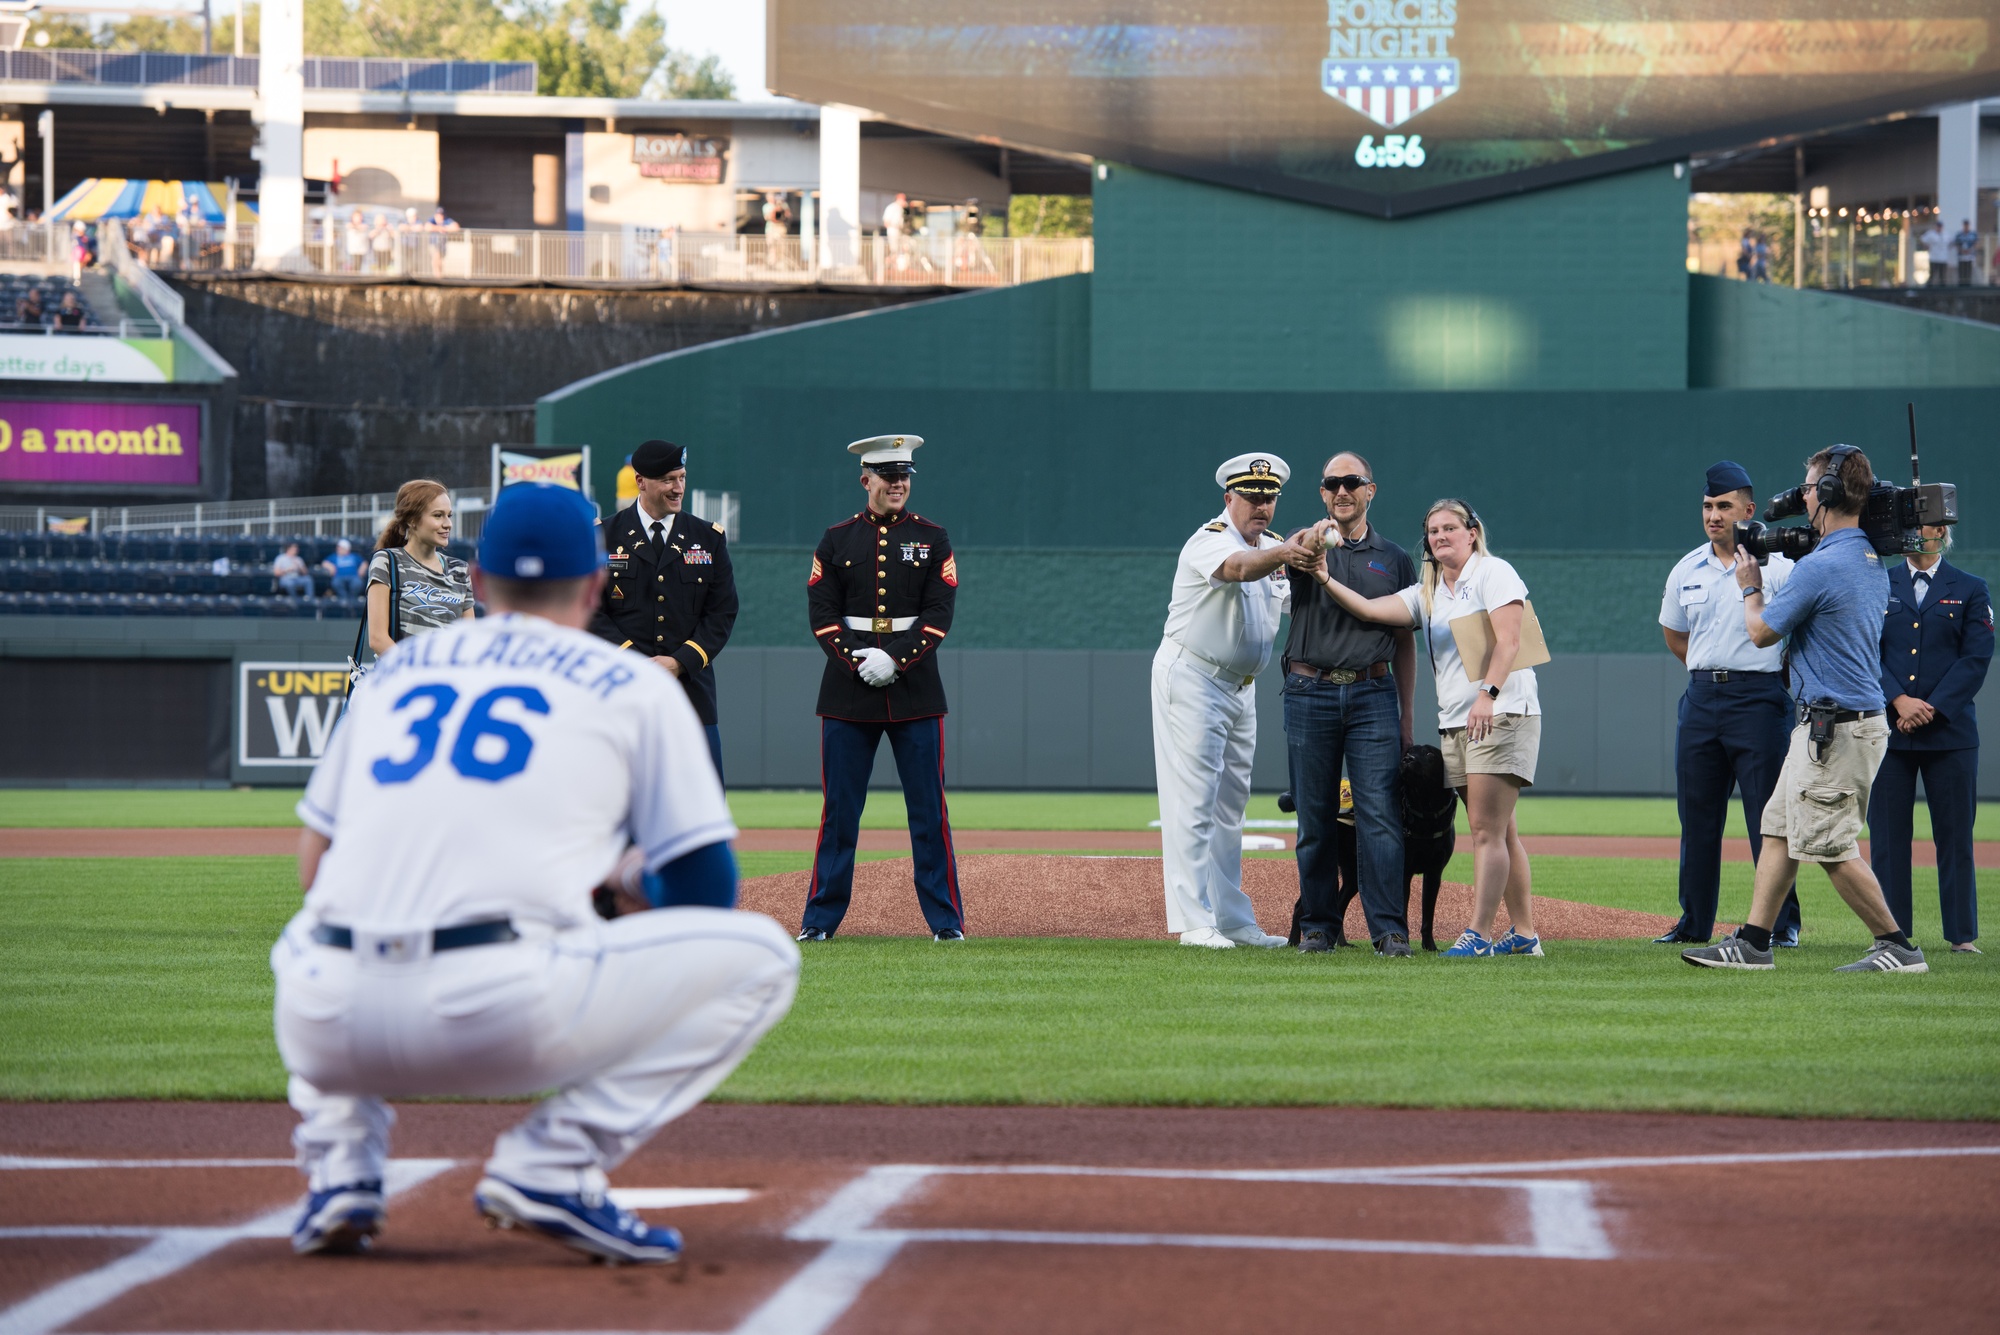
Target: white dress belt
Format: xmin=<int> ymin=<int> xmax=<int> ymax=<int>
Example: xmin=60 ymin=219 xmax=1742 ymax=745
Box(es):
xmin=845 ymin=615 xmax=917 ymax=632
xmin=1165 ymin=639 xmax=1258 ymax=688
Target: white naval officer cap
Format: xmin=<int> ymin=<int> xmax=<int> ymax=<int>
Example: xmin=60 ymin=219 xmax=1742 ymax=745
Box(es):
xmin=848 ymin=434 xmax=923 ymax=473
xmin=1215 ymin=452 xmax=1290 ymax=497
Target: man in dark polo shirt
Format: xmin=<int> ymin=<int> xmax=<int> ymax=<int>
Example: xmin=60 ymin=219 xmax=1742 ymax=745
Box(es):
xmin=1283 ymin=451 xmax=1419 ymax=956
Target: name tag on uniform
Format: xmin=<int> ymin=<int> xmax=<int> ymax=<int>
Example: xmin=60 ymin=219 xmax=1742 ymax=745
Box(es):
xmin=1678 ymin=583 xmax=1708 ymax=606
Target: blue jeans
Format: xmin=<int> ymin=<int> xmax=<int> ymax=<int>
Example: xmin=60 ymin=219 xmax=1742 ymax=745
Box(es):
xmin=1284 ymin=672 xmax=1406 ymax=942
xmin=330 ymin=573 xmax=363 ymax=600
xmin=277 ymin=573 xmax=314 ymax=598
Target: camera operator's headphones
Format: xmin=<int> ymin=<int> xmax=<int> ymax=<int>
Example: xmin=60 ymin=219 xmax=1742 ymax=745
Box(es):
xmin=1420 ymin=499 xmax=1482 ymax=562
xmin=1814 ymin=444 xmax=1861 ymax=510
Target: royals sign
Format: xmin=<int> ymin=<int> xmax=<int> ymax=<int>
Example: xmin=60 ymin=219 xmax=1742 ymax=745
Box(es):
xmin=631 ymin=134 xmax=728 ymax=184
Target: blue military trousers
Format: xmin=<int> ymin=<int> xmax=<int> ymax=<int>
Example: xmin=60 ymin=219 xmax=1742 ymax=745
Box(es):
xmin=803 ymin=716 xmax=963 ymax=936
xmin=1868 ymin=746 xmax=1980 ymax=945
xmin=1284 ymin=672 xmax=1407 ymax=943
xmin=1674 ymin=673 xmax=1801 ymax=940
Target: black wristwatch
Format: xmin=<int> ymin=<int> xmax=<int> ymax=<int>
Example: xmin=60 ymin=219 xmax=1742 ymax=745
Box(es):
xmin=1480 ymin=683 xmax=1501 ymax=701
xmin=1742 ymin=585 xmax=1764 ymax=599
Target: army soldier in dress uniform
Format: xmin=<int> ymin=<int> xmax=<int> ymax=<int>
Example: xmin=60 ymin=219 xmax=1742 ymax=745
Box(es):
xmin=798 ymin=434 xmax=964 ymax=943
xmin=589 ymin=439 xmax=738 ymax=780
xmin=1153 ymin=453 xmax=1320 ymax=949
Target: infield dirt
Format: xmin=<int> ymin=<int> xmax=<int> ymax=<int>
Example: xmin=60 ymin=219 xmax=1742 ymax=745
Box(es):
xmin=3 ymin=1102 xmax=1996 ymax=1335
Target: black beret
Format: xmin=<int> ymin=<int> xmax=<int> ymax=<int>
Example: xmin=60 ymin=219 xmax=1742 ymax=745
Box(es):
xmin=631 ymin=439 xmax=686 ymax=478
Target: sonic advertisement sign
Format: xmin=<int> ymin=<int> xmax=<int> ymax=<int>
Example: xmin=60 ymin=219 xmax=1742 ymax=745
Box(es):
xmin=239 ymin=662 xmax=347 ymax=770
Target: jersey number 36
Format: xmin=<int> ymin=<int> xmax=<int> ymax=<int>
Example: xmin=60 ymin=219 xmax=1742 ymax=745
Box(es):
xmin=371 ymin=683 xmax=550 ymax=785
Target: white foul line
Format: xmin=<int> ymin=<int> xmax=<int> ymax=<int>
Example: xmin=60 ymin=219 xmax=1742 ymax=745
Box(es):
xmin=0 ymin=1156 xmax=299 ymax=1170
xmin=0 ymin=1158 xmax=457 ymax=1335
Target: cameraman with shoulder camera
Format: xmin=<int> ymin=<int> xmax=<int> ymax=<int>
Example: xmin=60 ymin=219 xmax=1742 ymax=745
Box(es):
xmin=1684 ymin=447 xmax=1927 ymax=974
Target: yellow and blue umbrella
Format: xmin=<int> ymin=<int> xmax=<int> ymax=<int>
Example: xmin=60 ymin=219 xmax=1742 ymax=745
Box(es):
xmin=47 ymin=179 xmax=257 ymax=224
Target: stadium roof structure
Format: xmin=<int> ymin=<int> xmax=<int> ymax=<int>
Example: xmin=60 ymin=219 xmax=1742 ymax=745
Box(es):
xmin=768 ymin=0 xmax=2000 ymax=217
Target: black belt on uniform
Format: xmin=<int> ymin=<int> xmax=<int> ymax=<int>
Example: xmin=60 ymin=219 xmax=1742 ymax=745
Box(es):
xmin=1288 ymin=660 xmax=1391 ymax=685
xmin=1689 ymin=669 xmax=1776 ymax=683
xmin=311 ymin=919 xmax=519 ymax=952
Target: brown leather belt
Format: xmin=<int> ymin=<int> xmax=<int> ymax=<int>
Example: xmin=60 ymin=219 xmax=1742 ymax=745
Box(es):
xmin=1288 ymin=660 xmax=1391 ymax=685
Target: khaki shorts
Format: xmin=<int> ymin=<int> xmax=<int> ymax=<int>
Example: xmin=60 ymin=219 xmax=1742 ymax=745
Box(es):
xmin=1760 ymin=716 xmax=1890 ymax=863
xmin=1440 ymin=713 xmax=1541 ymax=789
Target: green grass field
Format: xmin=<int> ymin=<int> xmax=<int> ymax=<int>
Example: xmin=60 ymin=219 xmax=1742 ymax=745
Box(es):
xmin=6 ymin=788 xmax=1998 ymax=840
xmin=3 ymin=853 xmax=1991 ymax=1118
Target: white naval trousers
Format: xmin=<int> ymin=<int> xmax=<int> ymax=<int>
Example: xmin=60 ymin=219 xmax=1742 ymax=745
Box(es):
xmin=1151 ymin=641 xmax=1262 ymax=936
xmin=272 ymin=906 xmax=800 ymax=1197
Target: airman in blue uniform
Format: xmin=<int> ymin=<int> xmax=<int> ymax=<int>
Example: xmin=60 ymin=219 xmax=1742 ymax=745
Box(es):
xmin=1658 ymin=462 xmax=1804 ymax=944
xmin=1868 ymin=525 xmax=1992 ymax=952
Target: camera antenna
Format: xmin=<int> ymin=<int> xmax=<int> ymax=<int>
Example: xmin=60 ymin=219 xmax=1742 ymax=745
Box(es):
xmin=1908 ymin=401 xmax=1921 ymax=485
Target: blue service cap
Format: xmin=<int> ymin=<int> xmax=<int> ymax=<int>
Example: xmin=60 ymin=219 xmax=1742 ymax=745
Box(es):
xmin=1705 ymin=460 xmax=1754 ymax=497
xmin=478 ymin=483 xmax=606 ymax=581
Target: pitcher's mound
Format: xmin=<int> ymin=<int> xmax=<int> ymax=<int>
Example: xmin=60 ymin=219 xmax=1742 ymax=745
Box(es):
xmin=740 ymin=855 xmax=1676 ymax=942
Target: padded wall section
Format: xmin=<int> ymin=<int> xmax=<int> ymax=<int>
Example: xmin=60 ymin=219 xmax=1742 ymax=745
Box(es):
xmin=0 ymin=658 xmax=230 ymax=782
xmin=1090 ymin=162 xmax=1690 ymax=392
xmin=1689 ymin=276 xmax=2000 ymax=389
xmin=538 ymin=276 xmax=1093 ymax=506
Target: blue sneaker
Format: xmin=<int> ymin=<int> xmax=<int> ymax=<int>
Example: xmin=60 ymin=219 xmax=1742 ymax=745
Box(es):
xmin=291 ymin=1180 xmax=384 ymax=1255
xmin=1493 ymin=930 xmax=1544 ymax=957
xmin=1442 ymin=930 xmax=1495 ymax=958
xmin=474 ymin=1176 xmax=683 ymax=1265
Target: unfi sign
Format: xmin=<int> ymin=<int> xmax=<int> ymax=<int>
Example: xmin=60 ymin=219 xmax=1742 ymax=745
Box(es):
xmin=0 ymin=400 xmax=201 ymax=487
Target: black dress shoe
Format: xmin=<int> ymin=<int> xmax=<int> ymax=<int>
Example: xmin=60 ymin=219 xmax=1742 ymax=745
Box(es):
xmin=1771 ymin=926 xmax=1800 ymax=949
xmin=1298 ymin=927 xmax=1332 ymax=953
xmin=1653 ymin=928 xmax=1705 ymax=944
xmin=796 ymin=927 xmax=831 ymax=942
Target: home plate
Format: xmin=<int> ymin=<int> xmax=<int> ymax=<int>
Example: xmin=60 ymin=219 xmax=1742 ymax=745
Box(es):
xmin=607 ymin=1188 xmax=756 ymax=1209
xmin=1241 ymin=834 xmax=1288 ymax=850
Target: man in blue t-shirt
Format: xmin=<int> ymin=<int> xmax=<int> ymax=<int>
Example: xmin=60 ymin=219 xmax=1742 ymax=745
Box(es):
xmin=1683 ymin=446 xmax=1928 ymax=974
xmin=321 ymin=538 xmax=364 ymax=600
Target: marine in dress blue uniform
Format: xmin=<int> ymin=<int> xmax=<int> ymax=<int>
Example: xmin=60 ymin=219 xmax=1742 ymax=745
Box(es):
xmin=798 ymin=434 xmax=963 ymax=942
xmin=588 ymin=439 xmax=738 ymax=780
xmin=1658 ymin=461 xmax=1804 ymax=944
xmin=1868 ymin=530 xmax=1992 ymax=950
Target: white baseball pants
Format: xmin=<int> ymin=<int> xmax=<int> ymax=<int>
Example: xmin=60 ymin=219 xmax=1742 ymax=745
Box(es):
xmin=272 ymin=906 xmax=800 ymax=1197
xmin=1151 ymin=642 xmax=1261 ymax=937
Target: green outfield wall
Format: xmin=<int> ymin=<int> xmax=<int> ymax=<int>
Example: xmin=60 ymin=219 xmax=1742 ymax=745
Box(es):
xmin=538 ymin=159 xmax=2000 ymax=710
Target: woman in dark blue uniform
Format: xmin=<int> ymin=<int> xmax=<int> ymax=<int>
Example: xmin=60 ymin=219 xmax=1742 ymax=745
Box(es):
xmin=1869 ymin=524 xmax=1992 ymax=952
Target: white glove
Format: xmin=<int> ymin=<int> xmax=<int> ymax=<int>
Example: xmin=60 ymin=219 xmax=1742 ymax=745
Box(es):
xmin=855 ymin=647 xmax=898 ymax=687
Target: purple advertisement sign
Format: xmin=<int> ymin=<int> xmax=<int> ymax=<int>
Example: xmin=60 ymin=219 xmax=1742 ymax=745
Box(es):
xmin=0 ymin=400 xmax=202 ymax=488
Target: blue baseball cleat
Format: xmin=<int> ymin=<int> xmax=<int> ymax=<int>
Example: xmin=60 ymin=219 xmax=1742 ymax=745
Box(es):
xmin=1442 ymin=929 xmax=1495 ymax=958
xmin=475 ymin=1176 xmax=684 ymax=1265
xmin=1492 ymin=930 xmax=1544 ymax=957
xmin=291 ymin=1180 xmax=384 ymax=1255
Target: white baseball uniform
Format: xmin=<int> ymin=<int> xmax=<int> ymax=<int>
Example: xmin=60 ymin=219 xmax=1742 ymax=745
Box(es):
xmin=1152 ymin=514 xmax=1291 ymax=936
xmin=273 ymin=611 xmax=799 ymax=1198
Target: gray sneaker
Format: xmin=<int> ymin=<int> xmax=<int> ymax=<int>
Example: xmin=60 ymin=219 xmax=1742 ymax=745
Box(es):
xmin=1374 ymin=933 xmax=1413 ymax=958
xmin=1834 ymin=940 xmax=1929 ymax=973
xmin=1681 ymin=933 xmax=1775 ymax=971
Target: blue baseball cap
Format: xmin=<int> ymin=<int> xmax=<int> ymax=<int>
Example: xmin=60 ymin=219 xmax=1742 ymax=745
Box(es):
xmin=478 ymin=483 xmax=605 ymax=581
xmin=1705 ymin=460 xmax=1754 ymax=497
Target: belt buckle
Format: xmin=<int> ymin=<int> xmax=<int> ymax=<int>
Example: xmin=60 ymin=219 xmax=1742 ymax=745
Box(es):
xmin=871 ymin=616 xmax=893 ymax=633
xmin=1327 ymin=667 xmax=1359 ymax=685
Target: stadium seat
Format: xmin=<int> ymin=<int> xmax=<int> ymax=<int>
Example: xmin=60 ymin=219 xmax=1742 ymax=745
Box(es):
xmin=82 ymin=564 xmax=111 ymax=594
xmin=136 ymin=566 xmax=167 ymax=596
xmin=24 ymin=564 xmax=55 ymax=594
xmin=167 ymin=569 xmax=197 ymax=596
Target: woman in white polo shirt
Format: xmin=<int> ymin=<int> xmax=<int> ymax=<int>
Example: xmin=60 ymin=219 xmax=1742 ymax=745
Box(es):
xmin=1311 ymin=499 xmax=1543 ymax=958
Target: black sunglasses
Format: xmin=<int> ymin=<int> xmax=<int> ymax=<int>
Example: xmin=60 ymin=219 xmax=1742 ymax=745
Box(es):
xmin=1321 ymin=474 xmax=1373 ymax=493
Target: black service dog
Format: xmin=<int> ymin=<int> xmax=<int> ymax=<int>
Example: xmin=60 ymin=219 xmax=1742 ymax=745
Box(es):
xmin=1283 ymin=743 xmax=1459 ymax=950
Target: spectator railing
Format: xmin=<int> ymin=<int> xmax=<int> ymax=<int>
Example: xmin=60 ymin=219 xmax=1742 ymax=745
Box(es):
xmin=100 ymin=217 xmax=184 ymax=328
xmin=1 ymin=486 xmax=739 ymax=541
xmin=158 ymin=223 xmax=1094 ymax=289
xmin=0 ymin=222 xmax=65 ymax=264
xmin=0 ymin=52 xmax=535 ymax=93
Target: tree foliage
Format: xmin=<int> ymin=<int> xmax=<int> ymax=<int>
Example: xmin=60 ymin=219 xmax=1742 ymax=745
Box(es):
xmin=1008 ymin=195 xmax=1093 ymax=238
xmin=33 ymin=0 xmax=717 ymax=101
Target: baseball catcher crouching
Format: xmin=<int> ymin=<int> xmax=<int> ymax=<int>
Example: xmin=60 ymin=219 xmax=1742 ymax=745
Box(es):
xmin=272 ymin=484 xmax=799 ymax=1264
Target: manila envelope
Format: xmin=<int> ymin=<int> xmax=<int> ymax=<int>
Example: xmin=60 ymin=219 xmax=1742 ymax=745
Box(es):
xmin=1448 ymin=600 xmax=1551 ymax=683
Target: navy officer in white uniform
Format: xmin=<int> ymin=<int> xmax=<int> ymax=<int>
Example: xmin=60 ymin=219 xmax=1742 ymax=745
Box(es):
xmin=1658 ymin=460 xmax=1804 ymax=946
xmin=1152 ymin=453 xmax=1321 ymax=948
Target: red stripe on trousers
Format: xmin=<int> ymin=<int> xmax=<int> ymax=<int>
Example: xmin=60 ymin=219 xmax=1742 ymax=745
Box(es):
xmin=936 ymin=716 xmax=961 ymax=917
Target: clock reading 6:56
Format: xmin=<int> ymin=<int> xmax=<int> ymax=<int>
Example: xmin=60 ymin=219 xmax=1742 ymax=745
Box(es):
xmin=1355 ymin=134 xmax=1426 ymax=168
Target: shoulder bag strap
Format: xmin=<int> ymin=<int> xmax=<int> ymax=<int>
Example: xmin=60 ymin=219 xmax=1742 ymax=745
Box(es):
xmin=389 ymin=548 xmax=405 ymax=643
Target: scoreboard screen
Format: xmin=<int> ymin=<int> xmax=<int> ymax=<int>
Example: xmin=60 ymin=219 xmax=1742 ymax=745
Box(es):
xmin=768 ymin=1 xmax=2000 ymax=215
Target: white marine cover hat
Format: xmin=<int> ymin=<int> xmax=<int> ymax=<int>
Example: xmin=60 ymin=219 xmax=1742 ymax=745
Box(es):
xmin=848 ymin=434 xmax=924 ymax=469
